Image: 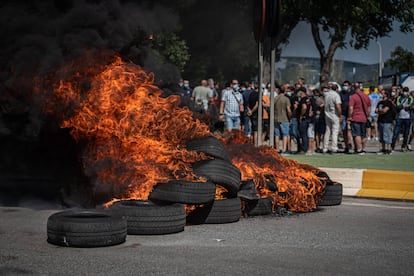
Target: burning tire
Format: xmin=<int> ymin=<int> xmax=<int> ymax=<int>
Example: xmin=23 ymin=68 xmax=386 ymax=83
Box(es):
xmin=185 ymin=136 xmax=230 ymax=161
xmin=149 ymin=180 xmax=215 ymax=204
xmin=47 ymin=210 xmax=127 ymax=248
xmin=318 ymin=183 xmax=342 ymax=206
xmin=192 ymin=159 xmax=241 ymax=197
xmin=243 ymin=197 xmax=273 ymax=216
xmin=110 ymin=200 xmax=186 ymax=235
xmin=316 ymin=171 xmax=334 ymax=186
xmin=237 ymin=179 xmax=260 ymax=200
xmin=186 ymin=198 xmax=241 ymax=224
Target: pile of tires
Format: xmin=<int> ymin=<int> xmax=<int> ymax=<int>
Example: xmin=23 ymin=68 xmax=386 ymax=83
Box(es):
xmin=186 ymin=136 xmax=272 ymax=221
xmin=47 ymin=136 xmax=341 ymax=247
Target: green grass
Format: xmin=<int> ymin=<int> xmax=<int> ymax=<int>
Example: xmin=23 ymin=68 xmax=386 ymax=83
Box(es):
xmin=285 ymin=153 xmax=414 ymax=172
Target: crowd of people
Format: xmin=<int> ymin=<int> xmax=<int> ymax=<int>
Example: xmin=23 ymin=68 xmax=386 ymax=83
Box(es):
xmin=177 ymin=77 xmax=414 ymax=155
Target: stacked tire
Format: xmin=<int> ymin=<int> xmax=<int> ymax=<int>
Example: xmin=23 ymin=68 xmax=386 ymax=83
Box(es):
xmin=185 ymin=136 xmax=242 ymax=224
xmin=45 ymin=136 xmax=275 ymax=247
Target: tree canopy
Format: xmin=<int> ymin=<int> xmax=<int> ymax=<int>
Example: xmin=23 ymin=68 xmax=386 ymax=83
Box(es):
xmin=304 ymin=0 xmax=414 ymax=84
xmin=385 ymin=46 xmax=414 ymax=72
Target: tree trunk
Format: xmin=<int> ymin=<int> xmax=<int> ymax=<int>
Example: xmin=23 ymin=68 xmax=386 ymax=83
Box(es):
xmin=311 ymin=22 xmax=340 ymax=87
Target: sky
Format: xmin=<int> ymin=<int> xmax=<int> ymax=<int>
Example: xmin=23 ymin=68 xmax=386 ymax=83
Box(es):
xmin=282 ymin=22 xmax=414 ymax=65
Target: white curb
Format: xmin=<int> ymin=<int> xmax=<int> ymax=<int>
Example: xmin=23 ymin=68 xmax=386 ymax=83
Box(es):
xmin=320 ymin=167 xmax=364 ymax=196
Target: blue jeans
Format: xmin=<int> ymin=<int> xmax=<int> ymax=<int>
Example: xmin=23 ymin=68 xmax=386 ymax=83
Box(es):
xmin=392 ymin=118 xmax=411 ymax=148
xmin=274 ymin=122 xmax=290 ymax=137
xmin=290 ymin=118 xmax=300 ymax=150
xmin=379 ymin=123 xmax=393 ymax=144
xmin=243 ymin=111 xmax=252 ymax=135
xmin=224 ymin=115 xmax=241 ymax=130
xmin=299 ymin=119 xmax=310 ymax=153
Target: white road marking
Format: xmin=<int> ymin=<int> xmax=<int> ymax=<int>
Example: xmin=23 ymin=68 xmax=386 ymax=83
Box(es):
xmin=343 ymin=201 xmax=414 ymax=210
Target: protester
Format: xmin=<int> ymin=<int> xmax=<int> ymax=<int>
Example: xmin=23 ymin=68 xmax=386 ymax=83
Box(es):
xmin=241 ymin=82 xmax=253 ymax=138
xmin=192 ymin=79 xmax=212 ymax=113
xmin=322 ymin=85 xmax=342 ymax=154
xmin=313 ymin=88 xmax=326 ymax=153
xmin=219 ymin=79 xmax=244 ymax=133
xmin=367 ymin=86 xmax=381 ymax=141
xmin=375 ymin=91 xmax=395 ymax=155
xmin=274 ymin=86 xmax=292 ymax=154
xmin=247 ymin=86 xmax=260 ymax=145
xmin=391 ymin=87 xmax=413 ymax=152
xmin=348 ymin=86 xmax=371 ymax=154
xmin=298 ymin=87 xmax=316 ymax=154
xmin=288 ymin=85 xmax=301 ymax=153
xmin=179 ymin=79 xmax=193 ymax=97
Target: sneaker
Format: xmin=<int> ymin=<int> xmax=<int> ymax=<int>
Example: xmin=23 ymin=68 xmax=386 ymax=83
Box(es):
xmin=376 ymin=150 xmax=384 ymax=155
xmin=322 ymin=149 xmax=328 ymax=154
xmin=356 ymin=150 xmax=365 ymax=155
xmin=305 ymin=151 xmax=314 ymax=156
xmin=408 ymin=145 xmax=412 ymax=151
xmin=281 ymin=151 xmax=291 ymax=156
xmin=386 ymin=150 xmax=392 ymax=155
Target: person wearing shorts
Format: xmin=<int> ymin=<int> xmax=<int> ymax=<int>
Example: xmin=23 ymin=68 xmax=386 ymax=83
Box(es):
xmin=375 ymin=91 xmax=395 ymax=154
xmin=273 ymin=87 xmax=292 ymax=154
xmin=348 ymin=86 xmax=371 ymax=154
xmin=219 ymin=80 xmax=244 ymax=133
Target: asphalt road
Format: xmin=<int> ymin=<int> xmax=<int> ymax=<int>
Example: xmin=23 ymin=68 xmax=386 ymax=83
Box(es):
xmin=1 ymin=197 xmax=414 ymax=276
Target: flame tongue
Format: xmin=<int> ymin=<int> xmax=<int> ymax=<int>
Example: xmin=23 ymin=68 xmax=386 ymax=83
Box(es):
xmin=227 ymin=139 xmax=324 ymax=212
xmin=45 ymin=55 xmax=210 ymax=202
xmin=34 ymin=53 xmax=326 ymax=212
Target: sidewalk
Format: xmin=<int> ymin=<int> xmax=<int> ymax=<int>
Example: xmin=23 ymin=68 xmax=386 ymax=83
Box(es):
xmin=320 ymin=139 xmax=414 ymax=201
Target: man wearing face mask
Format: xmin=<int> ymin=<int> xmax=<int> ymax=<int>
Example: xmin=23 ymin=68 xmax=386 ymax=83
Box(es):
xmin=340 ymin=81 xmax=354 ymax=153
xmin=179 ymin=79 xmax=193 ymax=97
xmin=391 ymin=87 xmax=413 ymax=152
xmin=219 ymin=79 xmax=244 ymax=133
xmin=284 ymin=84 xmax=299 ymax=153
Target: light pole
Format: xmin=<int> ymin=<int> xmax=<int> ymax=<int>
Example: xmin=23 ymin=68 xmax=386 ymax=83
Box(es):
xmin=376 ymin=40 xmax=383 ymax=78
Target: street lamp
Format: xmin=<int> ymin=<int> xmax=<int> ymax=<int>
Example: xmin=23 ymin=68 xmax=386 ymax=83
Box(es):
xmin=376 ymin=40 xmax=383 ymax=78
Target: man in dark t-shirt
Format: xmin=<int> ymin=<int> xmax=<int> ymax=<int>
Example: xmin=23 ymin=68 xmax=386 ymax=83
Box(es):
xmin=247 ymin=88 xmax=260 ymax=145
xmin=340 ymin=80 xmax=354 ymax=152
xmin=375 ymin=91 xmax=395 ymax=154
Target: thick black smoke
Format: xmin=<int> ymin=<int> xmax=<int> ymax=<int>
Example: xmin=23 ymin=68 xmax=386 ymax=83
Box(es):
xmin=0 ymin=0 xmax=184 ymax=207
xmin=0 ymin=0 xmax=183 ymax=137
xmin=0 ymin=0 xmax=180 ymax=83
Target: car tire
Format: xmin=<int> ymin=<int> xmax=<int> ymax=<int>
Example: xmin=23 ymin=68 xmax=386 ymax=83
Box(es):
xmin=318 ymin=183 xmax=342 ymax=206
xmin=149 ymin=180 xmax=215 ymax=204
xmin=185 ymin=136 xmax=230 ymax=161
xmin=186 ymin=198 xmax=241 ymax=224
xmin=244 ymin=197 xmax=273 ymax=216
xmin=47 ymin=209 xmax=127 ymax=247
xmin=110 ymin=200 xmax=186 ymax=235
xmin=192 ymin=159 xmax=241 ymax=197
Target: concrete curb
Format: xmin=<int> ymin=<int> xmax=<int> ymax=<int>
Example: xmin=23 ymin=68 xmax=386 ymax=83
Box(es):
xmin=320 ymin=167 xmax=414 ymax=200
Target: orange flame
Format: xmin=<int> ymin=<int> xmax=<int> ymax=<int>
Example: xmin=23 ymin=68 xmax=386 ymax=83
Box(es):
xmin=35 ymin=54 xmax=210 ymax=202
xmin=224 ymin=133 xmax=325 ymax=212
xmin=34 ymin=52 xmax=326 ymax=212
